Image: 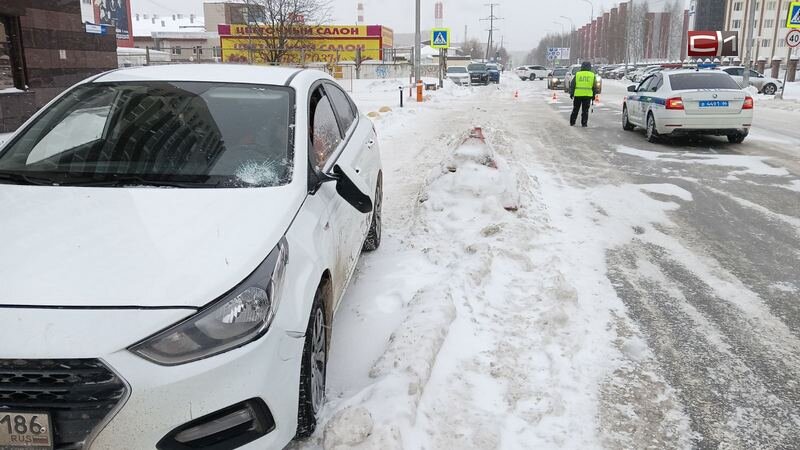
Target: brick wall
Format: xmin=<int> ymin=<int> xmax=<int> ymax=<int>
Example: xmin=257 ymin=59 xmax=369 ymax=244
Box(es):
xmin=0 ymin=0 xmax=117 ymax=132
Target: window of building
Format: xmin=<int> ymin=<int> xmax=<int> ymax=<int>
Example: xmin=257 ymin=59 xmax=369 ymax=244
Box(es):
xmin=192 ymin=46 xmax=203 ymax=55
xmin=764 ymin=19 xmax=774 ymax=28
xmin=777 ymin=39 xmax=786 ymax=47
xmin=766 ymin=1 xmax=777 ymax=10
xmin=733 ymin=2 xmax=743 ymax=12
xmin=212 ymin=47 xmax=221 ymax=58
xmin=0 ymin=15 xmax=26 ymax=91
xmin=171 ymin=46 xmax=182 ymax=55
xmin=732 ymin=19 xmax=742 ymax=28
xmin=761 ymin=39 xmax=771 ymax=47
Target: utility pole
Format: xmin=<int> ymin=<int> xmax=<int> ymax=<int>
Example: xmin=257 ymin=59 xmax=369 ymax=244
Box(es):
xmin=481 ymin=3 xmax=502 ymax=62
xmin=742 ymin=0 xmax=758 ymax=87
xmin=415 ymin=0 xmax=421 ymax=85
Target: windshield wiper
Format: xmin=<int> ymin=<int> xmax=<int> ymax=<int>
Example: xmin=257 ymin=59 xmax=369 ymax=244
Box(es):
xmin=60 ymin=175 xmax=217 ymax=189
xmin=0 ymin=172 xmax=59 ymax=186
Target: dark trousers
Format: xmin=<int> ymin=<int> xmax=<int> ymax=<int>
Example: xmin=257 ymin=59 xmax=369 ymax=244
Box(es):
xmin=570 ymin=97 xmax=592 ymax=126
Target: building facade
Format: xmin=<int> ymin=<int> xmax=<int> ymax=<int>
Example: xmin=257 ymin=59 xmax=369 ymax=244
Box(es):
xmin=132 ymin=14 xmax=220 ymax=63
xmin=692 ymin=0 xmax=727 ymax=30
xmin=724 ymin=0 xmax=799 ymax=63
xmin=0 ymin=0 xmax=117 ymax=132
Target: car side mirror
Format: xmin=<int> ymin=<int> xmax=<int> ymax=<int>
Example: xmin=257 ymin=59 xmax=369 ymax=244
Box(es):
xmin=332 ymin=164 xmax=373 ymax=213
xmin=627 ymin=85 xmax=637 ymax=92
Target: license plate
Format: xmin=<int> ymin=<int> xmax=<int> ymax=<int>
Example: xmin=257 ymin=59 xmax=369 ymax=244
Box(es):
xmin=699 ymin=100 xmax=729 ymax=108
xmin=0 ymin=412 xmax=53 ymax=450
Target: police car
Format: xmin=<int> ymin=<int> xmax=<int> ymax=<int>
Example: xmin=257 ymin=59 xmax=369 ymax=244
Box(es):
xmin=622 ymin=69 xmax=753 ymax=144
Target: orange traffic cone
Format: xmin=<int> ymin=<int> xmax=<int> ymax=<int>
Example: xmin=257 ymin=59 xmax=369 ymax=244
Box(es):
xmin=594 ymin=94 xmax=601 ymax=105
xmin=551 ymin=91 xmax=558 ymax=102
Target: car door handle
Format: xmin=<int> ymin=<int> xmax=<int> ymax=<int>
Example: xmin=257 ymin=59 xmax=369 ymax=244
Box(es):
xmin=367 ymin=139 xmax=375 ymax=149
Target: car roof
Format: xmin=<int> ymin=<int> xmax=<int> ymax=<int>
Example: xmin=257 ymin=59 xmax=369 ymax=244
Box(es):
xmin=93 ymin=64 xmax=304 ymax=85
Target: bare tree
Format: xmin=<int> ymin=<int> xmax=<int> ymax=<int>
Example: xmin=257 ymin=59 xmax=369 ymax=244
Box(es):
xmin=462 ymin=38 xmax=485 ymax=59
xmin=666 ymin=0 xmax=685 ymax=62
xmin=242 ymin=0 xmax=333 ymax=64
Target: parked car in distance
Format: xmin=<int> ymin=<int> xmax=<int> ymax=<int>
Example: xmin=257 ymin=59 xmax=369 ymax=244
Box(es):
xmin=446 ymin=66 xmax=470 ymax=85
xmin=622 ymin=69 xmax=752 ymax=144
xmin=515 ymin=65 xmax=549 ymax=81
xmin=548 ymin=67 xmax=568 ymax=90
xmin=487 ymin=64 xmax=501 ymax=83
xmin=0 ymin=64 xmax=383 ymax=450
xmin=564 ymin=64 xmax=603 ymax=94
xmin=721 ymin=66 xmax=783 ymax=95
xmin=468 ymin=63 xmax=490 ymax=85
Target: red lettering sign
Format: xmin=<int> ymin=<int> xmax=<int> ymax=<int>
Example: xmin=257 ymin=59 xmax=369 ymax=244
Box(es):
xmin=688 ymin=31 xmax=739 ymax=57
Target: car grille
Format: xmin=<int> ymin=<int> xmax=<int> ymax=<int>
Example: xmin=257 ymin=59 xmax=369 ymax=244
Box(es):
xmin=0 ymin=359 xmax=128 ymax=450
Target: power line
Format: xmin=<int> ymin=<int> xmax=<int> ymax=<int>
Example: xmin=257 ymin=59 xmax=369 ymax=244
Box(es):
xmin=480 ymin=3 xmax=503 ymax=61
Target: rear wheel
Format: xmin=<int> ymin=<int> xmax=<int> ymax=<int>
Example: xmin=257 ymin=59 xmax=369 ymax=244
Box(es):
xmin=362 ymin=178 xmax=382 ymax=252
xmin=727 ymin=132 xmax=748 ymax=144
xmin=762 ymin=83 xmax=777 ymax=95
xmin=295 ymin=292 xmax=327 ymax=439
xmin=622 ymin=106 xmax=635 ymax=131
xmin=646 ymin=113 xmax=660 ymax=143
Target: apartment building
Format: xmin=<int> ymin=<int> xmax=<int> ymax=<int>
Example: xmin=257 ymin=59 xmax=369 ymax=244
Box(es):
xmin=724 ymin=0 xmax=799 ymax=62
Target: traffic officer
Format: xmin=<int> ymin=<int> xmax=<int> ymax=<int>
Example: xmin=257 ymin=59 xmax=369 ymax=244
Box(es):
xmin=569 ymin=61 xmax=598 ymax=127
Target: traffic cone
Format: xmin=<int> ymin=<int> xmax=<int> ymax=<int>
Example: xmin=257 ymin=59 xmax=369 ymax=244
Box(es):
xmin=594 ymin=94 xmax=601 ymax=105
xmin=551 ymin=91 xmax=558 ymax=102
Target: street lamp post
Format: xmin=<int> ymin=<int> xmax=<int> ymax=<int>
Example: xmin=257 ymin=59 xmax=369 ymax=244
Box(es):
xmin=581 ymin=0 xmax=594 ymax=25
xmin=559 ymin=16 xmax=575 ymax=63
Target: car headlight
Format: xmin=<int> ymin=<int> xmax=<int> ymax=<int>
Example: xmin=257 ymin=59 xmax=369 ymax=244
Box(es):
xmin=130 ymin=238 xmax=289 ymax=366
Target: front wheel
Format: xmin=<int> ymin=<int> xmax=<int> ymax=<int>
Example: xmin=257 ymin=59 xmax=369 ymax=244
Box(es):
xmin=646 ymin=113 xmax=660 ymax=143
xmin=295 ymin=292 xmax=327 ymax=439
xmin=762 ymin=83 xmax=777 ymax=95
xmin=622 ymin=106 xmax=635 ymax=131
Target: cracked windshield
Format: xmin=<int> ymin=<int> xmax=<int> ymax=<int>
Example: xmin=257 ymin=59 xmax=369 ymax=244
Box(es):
xmin=0 ymin=0 xmax=798 ymax=449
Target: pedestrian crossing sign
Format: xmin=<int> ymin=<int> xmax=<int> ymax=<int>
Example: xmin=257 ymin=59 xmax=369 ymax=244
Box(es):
xmin=431 ymin=28 xmax=451 ymax=49
xmin=788 ymin=2 xmax=800 ymax=29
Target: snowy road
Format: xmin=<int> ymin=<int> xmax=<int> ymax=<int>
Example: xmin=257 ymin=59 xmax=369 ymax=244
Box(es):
xmin=295 ymin=78 xmax=800 ymax=449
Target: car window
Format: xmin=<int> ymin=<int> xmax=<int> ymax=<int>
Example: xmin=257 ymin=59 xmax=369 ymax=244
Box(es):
xmin=749 ymin=70 xmax=762 ymax=78
xmin=309 ymin=87 xmax=342 ymax=172
xmin=448 ymin=67 xmax=468 ymax=73
xmin=0 ymin=82 xmax=294 ymax=187
xmin=552 ymin=69 xmax=567 ymax=76
xmin=637 ymin=76 xmax=655 ymax=92
xmin=669 ymin=73 xmax=741 ymax=90
xmin=468 ymin=64 xmax=487 ymax=71
xmin=725 ymin=68 xmax=744 ymax=76
xmin=324 ymin=83 xmax=356 ymax=135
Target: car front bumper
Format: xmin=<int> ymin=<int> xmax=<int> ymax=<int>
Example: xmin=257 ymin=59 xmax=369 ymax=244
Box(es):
xmin=0 ymin=308 xmax=304 ymax=450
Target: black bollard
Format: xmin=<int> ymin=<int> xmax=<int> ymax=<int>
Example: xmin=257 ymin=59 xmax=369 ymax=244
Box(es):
xmin=399 ymin=86 xmax=404 ymax=108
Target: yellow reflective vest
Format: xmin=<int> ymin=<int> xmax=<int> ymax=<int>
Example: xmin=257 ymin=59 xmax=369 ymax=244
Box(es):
xmin=573 ymin=70 xmax=596 ymax=98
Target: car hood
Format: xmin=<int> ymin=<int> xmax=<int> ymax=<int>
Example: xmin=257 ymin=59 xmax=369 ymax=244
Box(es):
xmin=0 ymin=185 xmax=302 ymax=308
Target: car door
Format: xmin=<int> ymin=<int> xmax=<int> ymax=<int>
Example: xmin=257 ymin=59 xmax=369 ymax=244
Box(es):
xmin=630 ymin=75 xmax=655 ymax=125
xmin=724 ymin=68 xmax=745 ymax=88
xmin=307 ymin=85 xmax=353 ymax=301
xmin=748 ymin=69 xmax=765 ymax=90
xmin=322 ymin=81 xmax=378 ymax=305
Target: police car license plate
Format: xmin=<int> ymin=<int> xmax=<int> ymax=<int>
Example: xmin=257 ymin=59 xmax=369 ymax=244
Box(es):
xmin=699 ymin=100 xmax=729 ymax=108
xmin=0 ymin=412 xmax=53 ymax=449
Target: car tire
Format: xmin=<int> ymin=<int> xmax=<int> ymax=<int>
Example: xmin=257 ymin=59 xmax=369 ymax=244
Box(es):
xmin=646 ymin=113 xmax=660 ymax=143
xmin=762 ymin=83 xmax=777 ymax=95
xmin=295 ymin=291 xmax=327 ymax=439
xmin=727 ymin=132 xmax=747 ymax=144
xmin=362 ymin=178 xmax=382 ymax=252
xmin=622 ymin=106 xmax=635 ymax=131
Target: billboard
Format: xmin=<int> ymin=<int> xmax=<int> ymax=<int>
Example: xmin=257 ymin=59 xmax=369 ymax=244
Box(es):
xmin=687 ymin=31 xmax=738 ymax=57
xmin=94 ymin=0 xmax=134 ymax=47
xmin=218 ymin=24 xmax=393 ymax=64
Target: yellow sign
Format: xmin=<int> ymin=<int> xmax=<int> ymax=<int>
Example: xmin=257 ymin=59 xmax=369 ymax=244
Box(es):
xmin=221 ymin=37 xmax=382 ymax=64
xmin=431 ymin=28 xmax=450 ymax=49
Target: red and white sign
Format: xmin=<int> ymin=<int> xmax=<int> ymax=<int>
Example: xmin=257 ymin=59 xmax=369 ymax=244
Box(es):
xmin=787 ymin=29 xmax=800 ymax=48
xmin=688 ymin=31 xmax=739 ymax=57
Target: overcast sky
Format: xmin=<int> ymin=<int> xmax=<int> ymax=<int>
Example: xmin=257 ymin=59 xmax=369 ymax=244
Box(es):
xmin=130 ymin=0 xmax=688 ymax=51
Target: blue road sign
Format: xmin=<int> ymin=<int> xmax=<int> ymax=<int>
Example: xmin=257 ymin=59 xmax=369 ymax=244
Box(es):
xmin=788 ymin=2 xmax=800 ymax=29
xmin=431 ymin=28 xmax=451 ymax=49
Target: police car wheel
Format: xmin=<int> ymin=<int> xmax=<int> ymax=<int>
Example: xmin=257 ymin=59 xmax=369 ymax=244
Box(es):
xmin=622 ymin=106 xmax=635 ymax=131
xmin=646 ymin=113 xmax=660 ymax=143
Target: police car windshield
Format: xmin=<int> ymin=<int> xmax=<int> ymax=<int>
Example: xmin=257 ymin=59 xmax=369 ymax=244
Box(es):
xmin=669 ymin=73 xmax=741 ymax=91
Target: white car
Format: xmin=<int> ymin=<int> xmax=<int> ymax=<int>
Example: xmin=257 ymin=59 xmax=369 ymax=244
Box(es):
xmin=721 ymin=66 xmax=783 ymax=95
xmin=514 ymin=65 xmax=549 ymax=81
xmin=0 ymin=65 xmax=382 ymax=449
xmin=446 ymin=66 xmax=470 ymax=85
xmin=622 ymin=69 xmax=753 ymax=143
